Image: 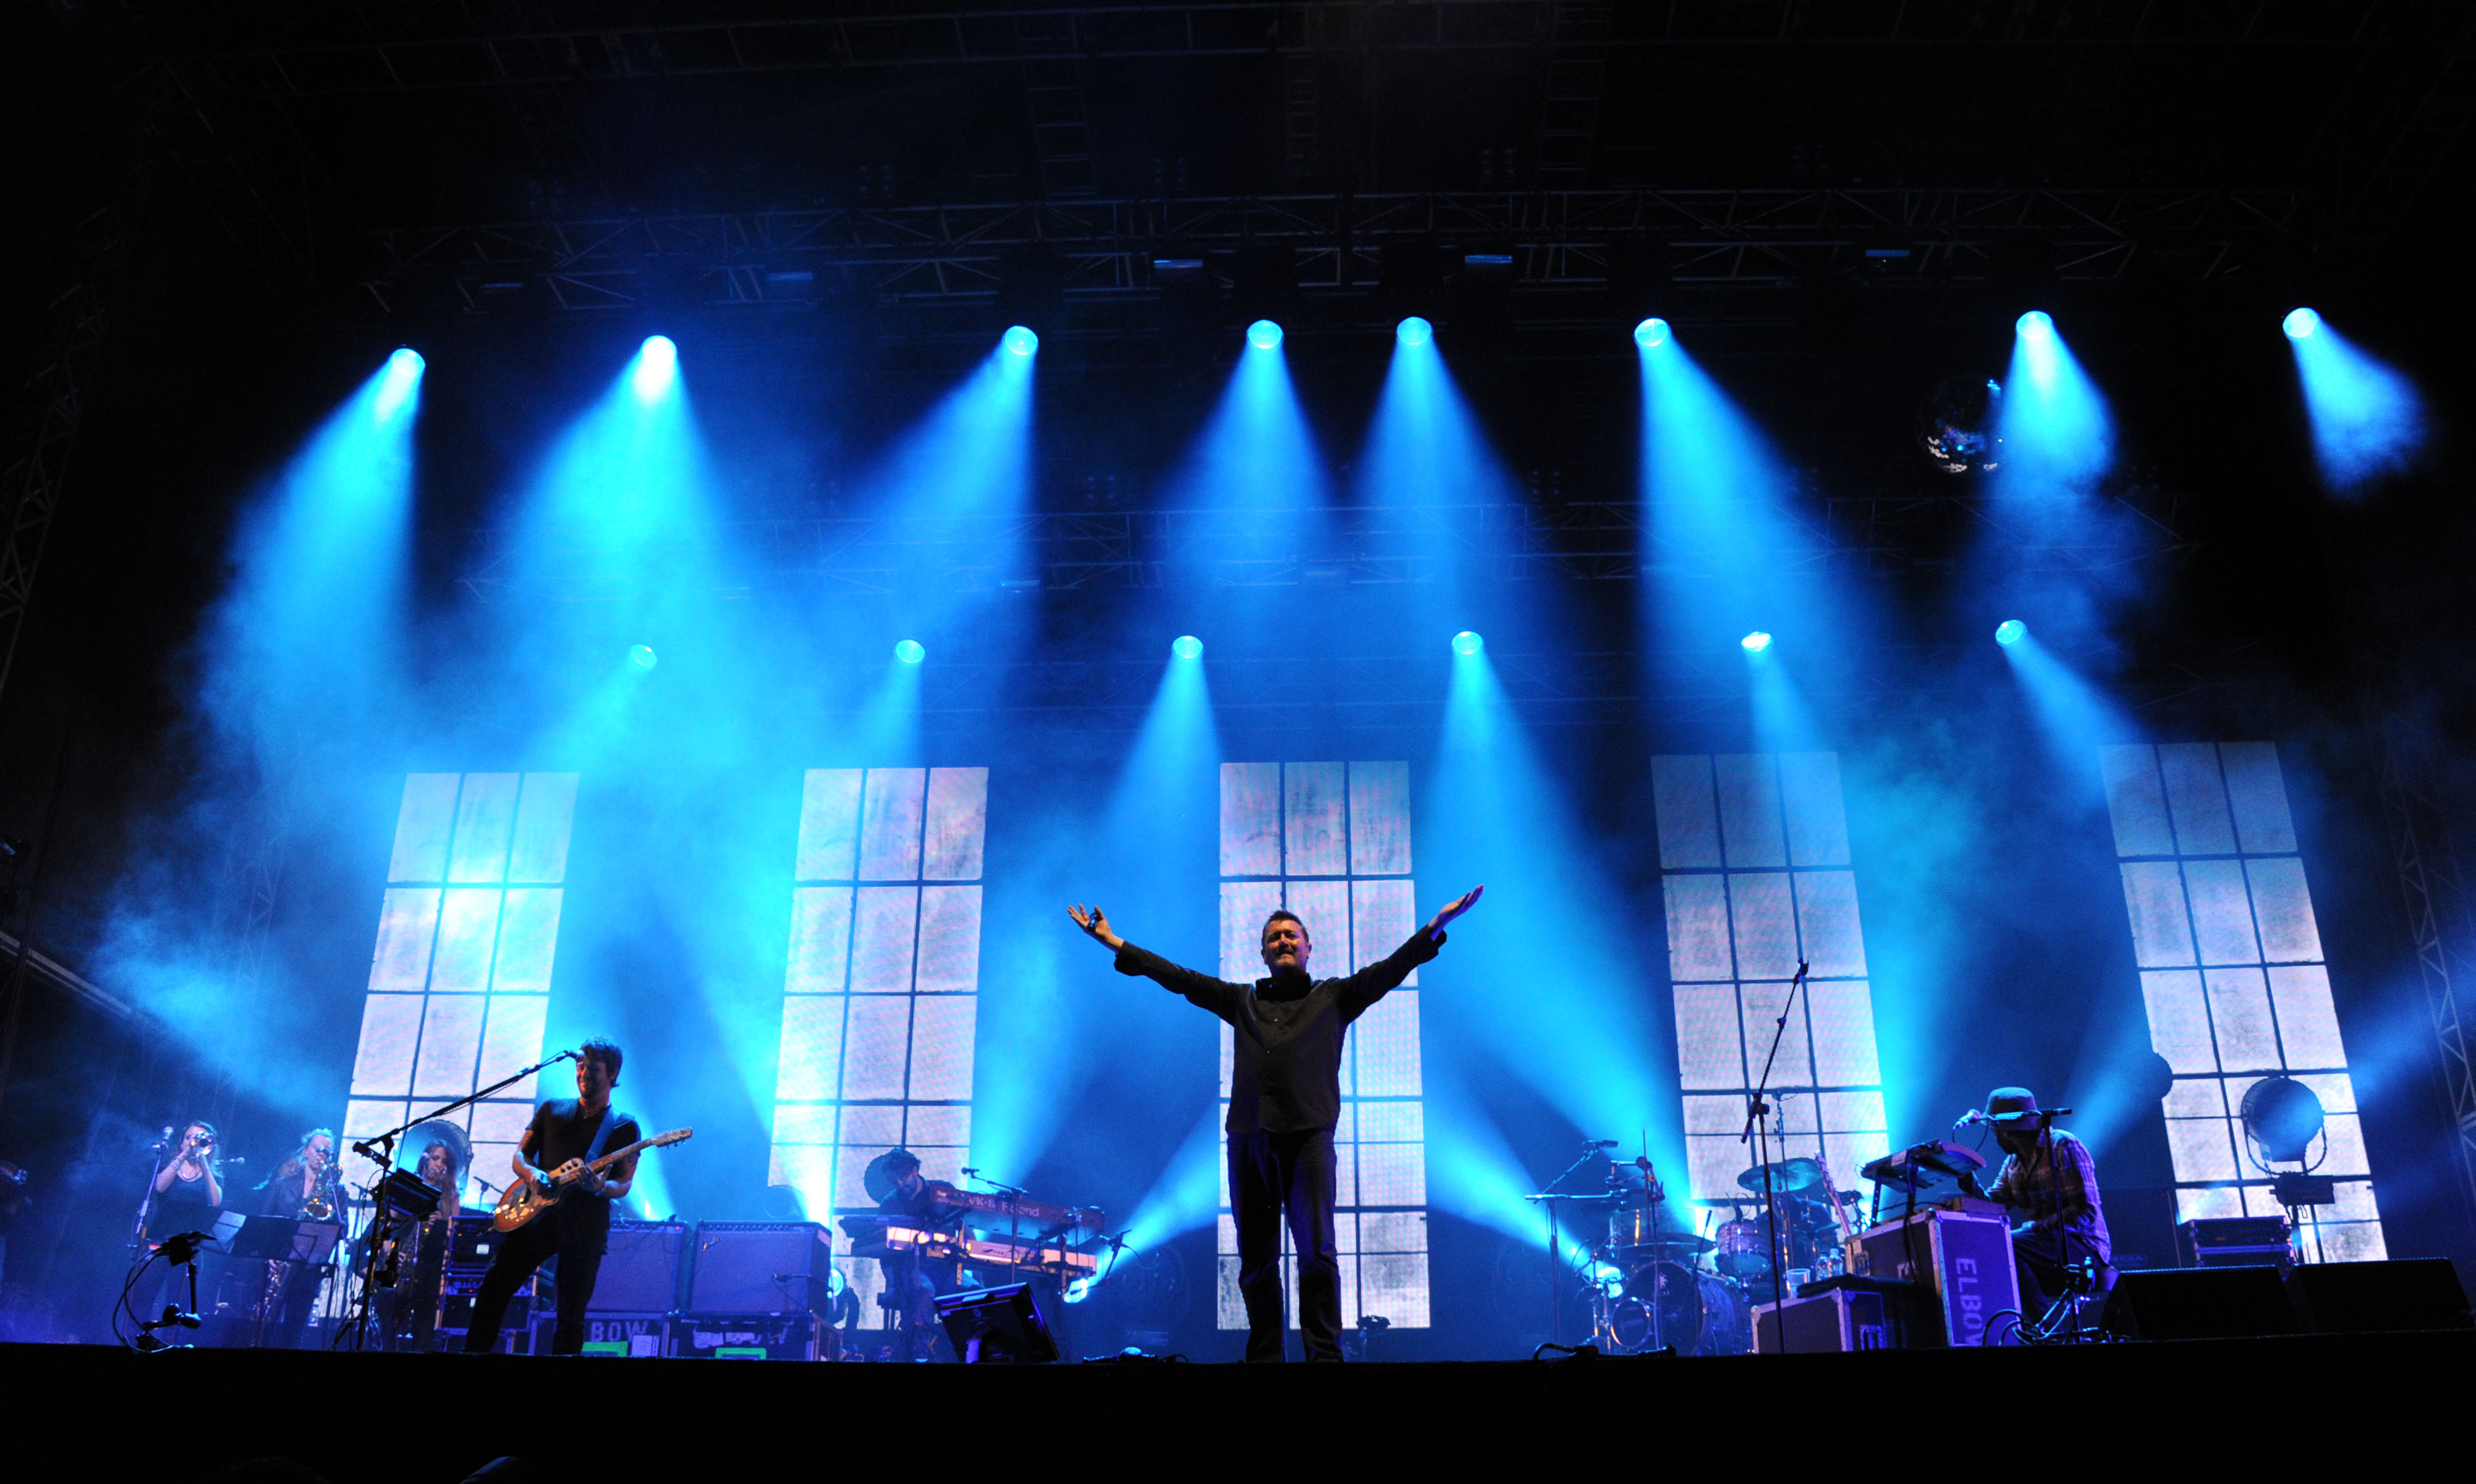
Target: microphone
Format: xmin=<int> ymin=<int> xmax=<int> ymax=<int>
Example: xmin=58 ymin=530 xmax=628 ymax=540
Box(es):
xmin=1582 ymin=1139 xmax=1618 ymax=1149
xmin=1954 ymin=1109 xmax=1986 ymax=1128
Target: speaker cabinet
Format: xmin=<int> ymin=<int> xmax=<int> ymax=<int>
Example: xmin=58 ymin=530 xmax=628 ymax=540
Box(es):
xmin=686 ymin=1221 xmax=833 ymax=1316
xmin=588 ymin=1219 xmax=687 ymax=1313
xmin=2286 ymin=1258 xmax=2472 ymax=1334
xmin=2103 ymin=1266 xmax=2296 ymax=1340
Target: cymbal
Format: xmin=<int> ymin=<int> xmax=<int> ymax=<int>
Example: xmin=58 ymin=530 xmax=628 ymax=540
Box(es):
xmin=1611 ymin=1234 xmax=1715 ymax=1255
xmin=1736 ymin=1158 xmax=1827 ymax=1194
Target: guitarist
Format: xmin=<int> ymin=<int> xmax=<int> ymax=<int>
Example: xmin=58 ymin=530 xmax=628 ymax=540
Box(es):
xmin=461 ymin=1038 xmax=640 ymax=1355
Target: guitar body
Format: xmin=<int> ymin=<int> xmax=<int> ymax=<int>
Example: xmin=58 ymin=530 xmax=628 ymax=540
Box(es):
xmin=488 ymin=1127 xmax=694 ymax=1234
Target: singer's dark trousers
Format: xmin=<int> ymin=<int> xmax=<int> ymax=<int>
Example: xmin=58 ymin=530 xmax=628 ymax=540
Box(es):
xmin=460 ymin=1219 xmax=602 ymax=1355
xmin=1229 ymin=1127 xmax=1342 ymax=1362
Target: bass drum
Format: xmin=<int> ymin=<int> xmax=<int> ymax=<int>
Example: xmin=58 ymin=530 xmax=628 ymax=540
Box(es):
xmin=1609 ymin=1261 xmax=1750 ymax=1357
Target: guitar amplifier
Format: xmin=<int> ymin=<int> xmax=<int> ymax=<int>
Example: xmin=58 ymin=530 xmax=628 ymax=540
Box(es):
xmin=686 ymin=1222 xmax=832 ymax=1316
xmin=447 ymin=1213 xmax=503 ymax=1271
xmin=2179 ymin=1216 xmax=2292 ymax=1270
xmin=589 ymin=1220 xmax=688 ymax=1313
xmin=1853 ymin=1209 xmax=2021 ymax=1346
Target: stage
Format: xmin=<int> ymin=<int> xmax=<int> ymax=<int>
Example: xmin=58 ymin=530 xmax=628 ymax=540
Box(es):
xmin=16 ymin=1330 xmax=2461 ymax=1475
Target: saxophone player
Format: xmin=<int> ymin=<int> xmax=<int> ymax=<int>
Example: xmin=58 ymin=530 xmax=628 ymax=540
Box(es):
xmin=254 ymin=1128 xmax=341 ymax=1347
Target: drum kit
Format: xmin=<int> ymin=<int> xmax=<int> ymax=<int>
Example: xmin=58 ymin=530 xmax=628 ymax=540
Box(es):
xmin=1561 ymin=1154 xmax=1863 ymax=1357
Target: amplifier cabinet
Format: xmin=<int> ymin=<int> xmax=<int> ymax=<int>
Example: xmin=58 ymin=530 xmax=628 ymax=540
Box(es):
xmin=590 ymin=1220 xmax=688 ymax=1313
xmin=672 ymin=1313 xmax=821 ymax=1361
xmin=1854 ymin=1210 xmax=2021 ymax=1346
xmin=687 ymin=1222 xmax=833 ymax=1316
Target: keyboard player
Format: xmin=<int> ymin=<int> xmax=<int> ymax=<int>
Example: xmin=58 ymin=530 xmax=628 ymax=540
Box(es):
xmin=869 ymin=1148 xmax=958 ymax=1360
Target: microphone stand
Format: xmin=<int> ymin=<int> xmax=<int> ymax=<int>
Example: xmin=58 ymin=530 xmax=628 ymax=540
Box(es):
xmin=337 ymin=1048 xmax=581 ymax=1351
xmin=1740 ymin=960 xmax=1808 ymax=1353
xmin=1526 ymin=1143 xmax=1608 ymax=1348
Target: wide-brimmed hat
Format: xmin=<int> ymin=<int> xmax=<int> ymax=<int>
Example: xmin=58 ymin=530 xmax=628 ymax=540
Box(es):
xmin=1985 ymin=1087 xmax=2039 ymax=1124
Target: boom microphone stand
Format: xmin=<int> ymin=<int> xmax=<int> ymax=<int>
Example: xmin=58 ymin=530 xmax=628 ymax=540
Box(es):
xmin=1740 ymin=960 xmax=1808 ymax=1352
xmin=336 ymin=1047 xmax=582 ymax=1350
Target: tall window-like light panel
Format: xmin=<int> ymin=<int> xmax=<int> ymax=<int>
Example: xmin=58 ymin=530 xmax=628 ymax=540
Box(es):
xmin=1217 ymin=761 xmax=1428 ymax=1331
xmin=770 ymin=767 xmax=987 ymax=1329
xmin=1653 ymin=753 xmax=1887 ymax=1203
xmin=2101 ymin=742 xmax=2385 ymax=1260
xmin=346 ymin=773 xmax=578 ymax=1206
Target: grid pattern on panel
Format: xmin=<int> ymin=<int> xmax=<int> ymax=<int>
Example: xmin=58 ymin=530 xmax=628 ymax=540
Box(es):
xmin=1653 ymin=753 xmax=1889 ymax=1205
xmin=2101 ymin=743 xmax=2385 ymax=1260
xmin=346 ymin=773 xmax=579 ymax=1208
xmin=1215 ymin=761 xmax=1430 ymax=1331
xmin=768 ymin=767 xmax=988 ymax=1328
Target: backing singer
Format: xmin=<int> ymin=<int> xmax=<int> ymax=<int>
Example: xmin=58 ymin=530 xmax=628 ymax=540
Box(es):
xmin=1070 ymin=885 xmax=1480 ymax=1362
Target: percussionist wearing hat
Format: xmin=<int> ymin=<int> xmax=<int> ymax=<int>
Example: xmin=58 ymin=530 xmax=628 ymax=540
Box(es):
xmin=1966 ymin=1087 xmax=2113 ymax=1318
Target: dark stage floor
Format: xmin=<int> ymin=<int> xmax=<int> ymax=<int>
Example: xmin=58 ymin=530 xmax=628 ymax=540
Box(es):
xmin=11 ymin=1331 xmax=2457 ymax=1476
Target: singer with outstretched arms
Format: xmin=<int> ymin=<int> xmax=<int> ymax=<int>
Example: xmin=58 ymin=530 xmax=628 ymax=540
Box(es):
xmin=460 ymin=1038 xmax=640 ymax=1356
xmin=1070 ymin=884 xmax=1482 ymax=1362
xmin=1962 ymin=1086 xmax=2112 ymax=1321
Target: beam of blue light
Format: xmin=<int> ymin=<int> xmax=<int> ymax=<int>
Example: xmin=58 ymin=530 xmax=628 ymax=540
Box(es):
xmin=1745 ymin=638 xmax=1824 ymax=755
xmin=975 ymin=648 xmax=1220 ymax=1189
xmin=1003 ymin=324 xmax=1040 ymax=357
xmin=1426 ymin=645 xmax=1680 ymax=1194
xmin=375 ymin=348 xmax=425 ymax=422
xmin=1247 ymin=318 xmax=1283 ymax=350
xmin=1636 ymin=326 xmax=1832 ymax=651
xmin=630 ymin=334 xmax=677 ymax=402
xmin=1995 ymin=311 xmax=2113 ymax=497
xmin=1396 ymin=316 xmax=1432 ymax=346
xmin=1114 ymin=1105 xmax=1227 ymax=1258
xmin=1360 ymin=326 xmax=1520 ymax=621
xmin=1996 ymin=627 xmax=2135 ymax=792
xmin=2283 ymin=308 xmax=2427 ymax=491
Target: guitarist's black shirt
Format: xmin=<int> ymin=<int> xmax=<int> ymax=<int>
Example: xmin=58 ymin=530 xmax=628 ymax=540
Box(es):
xmin=526 ymin=1100 xmax=641 ymax=1250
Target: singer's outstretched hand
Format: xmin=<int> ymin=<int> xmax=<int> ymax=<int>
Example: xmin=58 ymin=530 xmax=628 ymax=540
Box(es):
xmin=1067 ymin=903 xmax=1126 ymax=952
xmin=1423 ymin=884 xmax=1485 ymax=942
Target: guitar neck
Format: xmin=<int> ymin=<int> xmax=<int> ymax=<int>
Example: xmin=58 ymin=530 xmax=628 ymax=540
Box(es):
xmin=585 ymin=1138 xmax=656 ymax=1174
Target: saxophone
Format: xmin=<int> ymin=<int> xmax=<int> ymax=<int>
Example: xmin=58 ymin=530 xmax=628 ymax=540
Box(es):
xmin=303 ymin=1160 xmax=336 ymax=1221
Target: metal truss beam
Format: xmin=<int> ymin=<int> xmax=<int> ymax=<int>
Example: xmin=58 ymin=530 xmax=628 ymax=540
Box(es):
xmin=193 ymin=1 xmax=2394 ymax=98
xmin=2371 ymin=703 xmax=2476 ymax=1239
xmin=368 ymin=185 xmax=2310 ymax=313
xmin=457 ymin=485 xmax=2192 ymax=605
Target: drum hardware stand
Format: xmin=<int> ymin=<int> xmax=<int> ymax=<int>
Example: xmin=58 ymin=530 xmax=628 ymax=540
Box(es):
xmin=1739 ymin=960 xmax=1807 ymax=1352
xmin=337 ymin=1047 xmax=580 ymax=1350
xmin=1526 ymin=1142 xmax=1616 ymax=1348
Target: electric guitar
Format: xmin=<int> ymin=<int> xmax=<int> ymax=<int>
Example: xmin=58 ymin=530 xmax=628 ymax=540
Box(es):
xmin=491 ymin=1127 xmax=692 ymax=1232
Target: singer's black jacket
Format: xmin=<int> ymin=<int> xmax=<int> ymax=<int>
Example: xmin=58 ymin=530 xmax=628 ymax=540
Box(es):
xmin=1112 ymin=930 xmax=1441 ymax=1135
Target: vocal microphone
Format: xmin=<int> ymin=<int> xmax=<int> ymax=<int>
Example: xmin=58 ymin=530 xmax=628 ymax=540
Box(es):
xmin=1953 ymin=1108 xmax=1985 ymax=1128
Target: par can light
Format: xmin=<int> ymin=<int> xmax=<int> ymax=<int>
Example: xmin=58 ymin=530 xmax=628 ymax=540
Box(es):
xmin=1396 ymin=316 xmax=1433 ymax=347
xmin=1247 ymin=319 xmax=1284 ymax=350
xmin=1740 ymin=631 xmax=1773 ymax=653
xmin=894 ymin=639 xmax=925 ymax=666
xmin=1995 ymin=619 xmax=2027 ymax=647
xmin=1634 ymin=318 xmax=1671 ymax=349
xmin=1171 ymin=635 xmax=1203 ymax=660
xmin=2282 ymin=307 xmax=2321 ymax=341
xmin=627 ymin=644 xmax=658 ymax=671
xmin=1451 ymin=630 xmax=1484 ymax=657
xmin=2014 ymin=310 xmax=2054 ymax=337
xmin=1003 ymin=324 xmax=1040 ymax=356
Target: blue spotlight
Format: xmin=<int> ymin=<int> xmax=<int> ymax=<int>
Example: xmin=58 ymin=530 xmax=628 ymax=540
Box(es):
xmin=627 ymin=643 xmax=658 ymax=671
xmin=1451 ymin=630 xmax=1484 ymax=656
xmin=2016 ymin=310 xmax=2054 ymax=337
xmin=1171 ymin=634 xmax=1203 ymax=660
xmin=1396 ymin=316 xmax=1433 ymax=347
xmin=2284 ymin=308 xmax=2427 ymax=490
xmin=1063 ymin=1276 xmax=1093 ymax=1305
xmin=1633 ymin=317 xmax=1671 ymax=349
xmin=373 ymin=348 xmax=426 ymax=422
xmin=1003 ymin=324 xmax=1040 ymax=356
xmin=894 ymin=638 xmax=925 ymax=665
xmin=630 ymin=335 xmax=678 ymax=401
xmin=1246 ymin=319 xmax=1284 ymax=350
xmin=1995 ymin=619 xmax=2027 ymax=647
xmin=1740 ymin=630 xmax=1772 ymax=653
